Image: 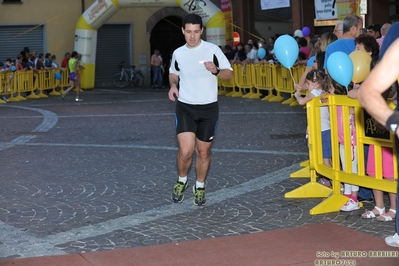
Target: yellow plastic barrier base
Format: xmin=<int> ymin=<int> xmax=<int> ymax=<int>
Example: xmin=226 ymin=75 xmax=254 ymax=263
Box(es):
xmin=26 ymin=93 xmax=41 ymax=99
xmin=285 ymin=181 xmax=332 ymax=199
xmin=15 ymin=94 xmax=26 ymax=101
xmin=0 ymin=99 xmax=6 ymax=104
xmin=231 ymin=91 xmax=244 ymax=97
xmin=268 ymin=95 xmax=283 ymax=102
xmin=290 ymin=166 xmax=311 ymax=178
xmin=218 ymin=88 xmax=229 ymax=96
xmin=36 ymin=92 xmax=48 ymax=98
xmin=282 ymin=97 xmax=296 ymax=105
xmin=262 ymin=95 xmax=274 ymax=101
xmin=49 ymin=90 xmax=61 ymax=96
xmin=300 ymin=160 xmax=309 ymax=167
xmin=309 ymin=194 xmax=363 ymax=215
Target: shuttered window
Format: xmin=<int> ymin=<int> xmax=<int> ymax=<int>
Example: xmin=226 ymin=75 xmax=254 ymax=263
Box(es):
xmin=95 ymin=24 xmax=131 ymax=85
xmin=0 ymin=25 xmax=44 ymax=61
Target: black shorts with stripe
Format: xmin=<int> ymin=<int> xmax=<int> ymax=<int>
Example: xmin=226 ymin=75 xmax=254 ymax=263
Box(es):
xmin=175 ymin=101 xmax=219 ymax=142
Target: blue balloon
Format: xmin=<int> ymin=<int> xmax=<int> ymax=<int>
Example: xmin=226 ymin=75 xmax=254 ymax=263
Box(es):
xmin=274 ymin=35 xmax=299 ymax=68
xmin=257 ymin=48 xmax=266 ymax=60
xmin=11 ymin=66 xmax=16 ymax=72
xmin=55 ymin=73 xmax=62 ymax=80
xmin=326 ymin=51 xmax=353 ymax=87
xmin=306 ymin=56 xmax=315 ymax=67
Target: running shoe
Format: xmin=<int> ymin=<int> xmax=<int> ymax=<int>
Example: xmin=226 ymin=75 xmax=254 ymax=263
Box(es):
xmin=385 ymin=233 xmax=399 ymax=247
xmin=170 ymin=181 xmax=188 ymax=203
xmin=61 ymin=92 xmax=66 ymax=100
xmin=75 ymin=97 xmax=83 ymax=102
xmin=192 ymin=185 xmax=206 ymax=206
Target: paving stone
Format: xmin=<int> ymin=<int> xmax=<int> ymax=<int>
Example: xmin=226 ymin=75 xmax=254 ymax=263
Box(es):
xmin=0 ymin=88 xmax=393 ymax=259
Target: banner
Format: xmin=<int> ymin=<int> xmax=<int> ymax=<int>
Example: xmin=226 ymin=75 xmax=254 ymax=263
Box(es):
xmin=314 ymin=0 xmax=337 ymax=20
xmin=260 ymin=0 xmax=290 ymax=10
xmin=220 ymin=0 xmax=233 ymax=47
xmin=336 ymin=0 xmax=360 ymax=21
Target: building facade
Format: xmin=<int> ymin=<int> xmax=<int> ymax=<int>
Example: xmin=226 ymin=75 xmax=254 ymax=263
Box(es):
xmin=0 ymin=0 xmax=395 ymax=88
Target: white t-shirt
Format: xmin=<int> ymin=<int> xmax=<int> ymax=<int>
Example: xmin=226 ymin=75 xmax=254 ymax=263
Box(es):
xmin=311 ymin=89 xmax=330 ymax=131
xmin=169 ymin=40 xmax=233 ymax=105
xmin=246 ymin=48 xmax=258 ymax=63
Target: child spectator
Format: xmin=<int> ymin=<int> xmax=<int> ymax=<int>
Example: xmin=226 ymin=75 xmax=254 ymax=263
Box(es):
xmin=294 ymin=69 xmax=332 ymax=186
xmin=336 ymin=82 xmax=360 ymax=211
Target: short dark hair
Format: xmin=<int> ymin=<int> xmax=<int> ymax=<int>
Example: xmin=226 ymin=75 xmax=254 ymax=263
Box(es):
xmin=355 ymin=34 xmax=380 ymax=57
xmin=367 ymin=23 xmax=381 ymax=35
xmin=225 ymin=45 xmax=232 ymax=51
xmin=182 ymin=13 xmax=203 ymax=29
xmin=297 ymin=37 xmax=307 ymax=47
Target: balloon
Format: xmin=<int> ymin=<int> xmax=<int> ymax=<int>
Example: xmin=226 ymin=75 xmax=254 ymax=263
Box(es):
xmin=306 ymin=56 xmax=315 ymax=67
xmin=11 ymin=66 xmax=16 ymax=72
xmin=302 ymin=26 xmax=310 ymax=37
xmin=349 ymin=50 xmax=371 ymax=83
xmin=294 ymin=29 xmax=303 ymax=37
xmin=327 ymin=51 xmax=353 ymax=87
xmin=274 ymin=35 xmax=299 ymax=69
xmin=258 ymin=48 xmax=266 ymax=60
xmin=55 ymin=73 xmax=62 ymax=80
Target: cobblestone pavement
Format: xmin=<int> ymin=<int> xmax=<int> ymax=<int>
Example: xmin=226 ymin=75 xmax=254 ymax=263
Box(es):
xmin=0 ymin=88 xmax=395 ymax=259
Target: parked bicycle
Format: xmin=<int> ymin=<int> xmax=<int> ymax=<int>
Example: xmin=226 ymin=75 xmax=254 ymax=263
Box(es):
xmin=112 ymin=61 xmax=144 ymax=88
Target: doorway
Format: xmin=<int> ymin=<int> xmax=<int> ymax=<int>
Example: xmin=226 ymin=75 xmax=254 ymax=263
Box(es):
xmin=150 ymin=16 xmax=185 ymax=86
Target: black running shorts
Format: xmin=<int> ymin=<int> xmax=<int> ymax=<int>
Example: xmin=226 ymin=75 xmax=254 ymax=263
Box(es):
xmin=175 ymin=101 xmax=219 ymax=142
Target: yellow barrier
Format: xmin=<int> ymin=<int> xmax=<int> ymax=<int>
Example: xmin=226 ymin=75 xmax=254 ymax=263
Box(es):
xmin=285 ymin=95 xmax=397 ymax=215
xmin=252 ymin=63 xmax=275 ymax=101
xmin=0 ymin=72 xmax=14 ymax=103
xmin=218 ymin=75 xmax=235 ymax=96
xmin=0 ymin=68 xmax=68 ymax=103
xmin=218 ymin=63 xmax=305 ymax=103
xmin=228 ymin=63 xmax=253 ymax=98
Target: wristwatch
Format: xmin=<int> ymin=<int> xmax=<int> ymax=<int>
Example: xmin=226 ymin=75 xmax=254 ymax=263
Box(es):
xmin=212 ymin=67 xmax=220 ymax=76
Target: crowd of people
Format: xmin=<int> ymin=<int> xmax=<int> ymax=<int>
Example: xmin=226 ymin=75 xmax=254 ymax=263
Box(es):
xmin=294 ymin=16 xmax=398 ymax=247
xmin=0 ymin=47 xmax=84 ymax=102
xmin=216 ymin=15 xmax=398 ymax=248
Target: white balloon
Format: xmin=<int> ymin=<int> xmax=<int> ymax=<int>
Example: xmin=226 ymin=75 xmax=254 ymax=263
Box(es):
xmin=294 ymin=29 xmax=303 ymax=37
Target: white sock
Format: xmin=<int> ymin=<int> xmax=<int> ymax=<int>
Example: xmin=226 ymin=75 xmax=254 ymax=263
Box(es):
xmin=196 ymin=181 xmax=205 ymax=189
xmin=178 ymin=176 xmax=187 ymax=184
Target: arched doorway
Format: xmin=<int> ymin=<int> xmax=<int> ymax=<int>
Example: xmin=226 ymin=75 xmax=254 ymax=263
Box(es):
xmin=150 ymin=16 xmax=185 ymax=86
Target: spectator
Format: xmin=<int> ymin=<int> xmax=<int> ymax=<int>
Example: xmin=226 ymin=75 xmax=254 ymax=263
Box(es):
xmin=357 ymin=22 xmax=399 ymax=247
xmin=294 ymin=51 xmax=307 ymax=66
xmin=44 ymin=53 xmax=52 ymax=69
xmin=298 ymin=37 xmax=311 ymax=59
xmin=354 ymin=34 xmax=380 ymax=58
xmin=15 ymin=54 xmax=25 ymax=71
xmin=242 ymin=43 xmax=257 ymax=64
xmin=324 ymin=14 xmax=363 ymax=69
xmin=377 ymin=23 xmax=391 ymax=48
xmin=224 ymin=45 xmax=235 ymax=63
xmin=266 ymin=37 xmax=275 ymax=54
xmin=150 ymin=49 xmax=163 ymax=88
xmin=232 ymin=42 xmax=246 ymax=64
xmin=51 ymin=54 xmax=59 ymax=68
xmin=61 ymin=52 xmax=70 ymax=68
xmin=320 ymin=32 xmax=338 ymax=52
xmin=367 ymin=23 xmax=381 ymax=39
xmin=333 ymin=20 xmax=344 ymax=39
